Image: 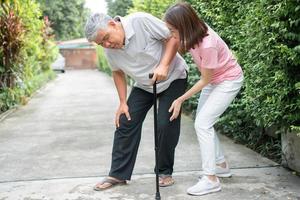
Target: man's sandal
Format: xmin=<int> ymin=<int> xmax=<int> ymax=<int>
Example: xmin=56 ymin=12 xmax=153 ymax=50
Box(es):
xmin=159 ymin=175 xmax=175 ymax=187
xmin=93 ymin=177 xmax=126 ymax=191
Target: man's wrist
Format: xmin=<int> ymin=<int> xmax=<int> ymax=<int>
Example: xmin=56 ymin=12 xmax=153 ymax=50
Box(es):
xmin=119 ymin=99 xmax=127 ymax=104
xmin=159 ymin=63 xmax=170 ymax=70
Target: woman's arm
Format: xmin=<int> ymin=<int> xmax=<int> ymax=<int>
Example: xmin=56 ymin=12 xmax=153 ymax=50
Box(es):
xmin=169 ymin=67 xmax=213 ymax=121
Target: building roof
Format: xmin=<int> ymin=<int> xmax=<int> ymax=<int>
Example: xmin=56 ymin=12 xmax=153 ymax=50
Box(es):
xmin=57 ymin=38 xmax=96 ymax=49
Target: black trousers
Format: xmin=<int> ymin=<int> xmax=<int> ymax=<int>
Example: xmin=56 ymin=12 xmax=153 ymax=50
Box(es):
xmin=109 ymin=78 xmax=187 ymax=180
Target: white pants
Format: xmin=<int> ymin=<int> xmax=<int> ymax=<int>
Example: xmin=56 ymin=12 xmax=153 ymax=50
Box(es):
xmin=195 ymin=75 xmax=243 ymax=175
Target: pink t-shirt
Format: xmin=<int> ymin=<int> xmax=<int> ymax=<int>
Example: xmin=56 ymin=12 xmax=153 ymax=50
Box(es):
xmin=189 ymin=26 xmax=242 ymax=84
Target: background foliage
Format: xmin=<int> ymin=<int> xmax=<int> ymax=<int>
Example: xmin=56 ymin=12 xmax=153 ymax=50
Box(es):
xmin=96 ymin=46 xmax=111 ymax=75
xmin=38 ymin=0 xmax=89 ymax=41
xmin=105 ymin=0 xmax=174 ymax=18
xmin=0 ymin=0 xmax=57 ymax=113
xmin=186 ymin=0 xmax=300 ymax=162
xmin=129 ymin=0 xmax=174 ymax=18
xmin=106 ymin=0 xmax=133 ymax=17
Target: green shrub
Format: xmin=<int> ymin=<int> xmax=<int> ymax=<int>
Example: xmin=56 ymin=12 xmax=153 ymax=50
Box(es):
xmin=96 ymin=46 xmax=112 ymax=75
xmin=0 ymin=0 xmax=57 ymax=113
xmin=186 ymin=0 xmax=300 ymax=162
xmin=129 ymin=0 xmax=175 ymax=18
xmin=0 ymin=3 xmax=25 ymax=89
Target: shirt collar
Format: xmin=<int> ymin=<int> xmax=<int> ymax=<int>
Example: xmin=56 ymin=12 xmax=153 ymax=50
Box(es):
xmin=114 ymin=16 xmax=135 ymax=48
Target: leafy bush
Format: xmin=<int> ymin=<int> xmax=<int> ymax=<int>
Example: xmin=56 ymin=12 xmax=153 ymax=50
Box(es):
xmin=186 ymin=0 xmax=300 ymax=162
xmin=96 ymin=46 xmax=112 ymax=75
xmin=129 ymin=0 xmax=175 ymax=18
xmin=0 ymin=3 xmax=24 ymax=89
xmin=106 ymin=0 xmax=133 ymax=17
xmin=0 ymin=0 xmax=57 ymax=113
xmin=38 ymin=0 xmax=90 ymax=41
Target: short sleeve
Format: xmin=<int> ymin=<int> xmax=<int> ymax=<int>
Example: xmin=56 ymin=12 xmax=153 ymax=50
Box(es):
xmin=141 ymin=13 xmax=171 ymax=40
xmin=104 ymin=49 xmax=120 ymax=71
xmin=200 ymin=47 xmax=218 ymax=69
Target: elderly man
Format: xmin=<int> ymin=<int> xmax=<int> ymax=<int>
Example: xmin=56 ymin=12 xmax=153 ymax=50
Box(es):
xmin=85 ymin=12 xmax=188 ymax=190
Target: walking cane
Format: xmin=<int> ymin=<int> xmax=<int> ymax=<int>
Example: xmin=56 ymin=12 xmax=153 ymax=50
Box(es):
xmin=149 ymin=73 xmax=161 ymax=200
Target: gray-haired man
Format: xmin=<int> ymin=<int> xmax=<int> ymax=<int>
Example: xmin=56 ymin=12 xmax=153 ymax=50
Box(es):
xmin=85 ymin=12 xmax=188 ymax=190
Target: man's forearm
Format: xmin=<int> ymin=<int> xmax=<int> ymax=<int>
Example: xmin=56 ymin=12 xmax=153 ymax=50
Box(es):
xmin=112 ymin=70 xmax=127 ymax=104
xmin=160 ymin=37 xmax=179 ymax=67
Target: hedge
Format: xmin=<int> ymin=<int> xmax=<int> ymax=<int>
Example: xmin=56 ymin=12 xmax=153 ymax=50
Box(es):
xmin=0 ymin=0 xmax=57 ymax=113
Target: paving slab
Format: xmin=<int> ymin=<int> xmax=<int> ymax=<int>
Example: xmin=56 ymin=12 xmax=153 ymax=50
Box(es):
xmin=0 ymin=70 xmax=299 ymax=200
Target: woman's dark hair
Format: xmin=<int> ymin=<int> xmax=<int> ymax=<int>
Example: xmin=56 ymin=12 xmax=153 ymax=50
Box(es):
xmin=164 ymin=2 xmax=208 ymax=53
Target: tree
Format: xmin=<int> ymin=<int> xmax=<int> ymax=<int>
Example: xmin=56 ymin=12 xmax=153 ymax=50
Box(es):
xmin=129 ymin=0 xmax=174 ymax=18
xmin=106 ymin=0 xmax=133 ymax=17
xmin=38 ymin=0 xmax=89 ymax=41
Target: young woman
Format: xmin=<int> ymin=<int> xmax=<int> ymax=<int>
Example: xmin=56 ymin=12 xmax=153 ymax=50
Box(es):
xmin=164 ymin=2 xmax=244 ymax=196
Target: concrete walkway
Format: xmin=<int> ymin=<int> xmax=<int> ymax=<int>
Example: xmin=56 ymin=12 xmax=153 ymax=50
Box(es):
xmin=0 ymin=70 xmax=299 ymax=200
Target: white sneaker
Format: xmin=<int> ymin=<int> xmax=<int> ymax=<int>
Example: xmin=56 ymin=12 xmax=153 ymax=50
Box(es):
xmin=216 ymin=162 xmax=232 ymax=178
xmin=187 ymin=176 xmax=221 ymax=196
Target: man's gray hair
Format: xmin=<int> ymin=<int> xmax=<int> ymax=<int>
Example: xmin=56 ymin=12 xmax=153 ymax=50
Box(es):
xmin=85 ymin=13 xmax=112 ymax=42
